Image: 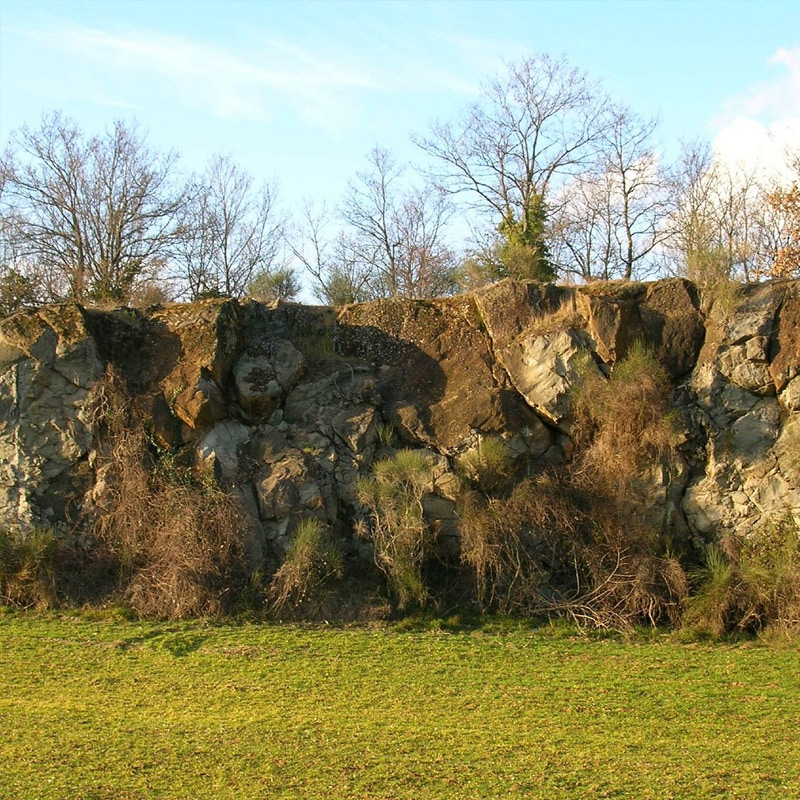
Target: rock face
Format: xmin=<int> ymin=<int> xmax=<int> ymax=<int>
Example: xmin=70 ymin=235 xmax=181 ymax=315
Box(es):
xmin=1 ymin=279 xmax=798 ymax=561
xmin=682 ymin=282 xmax=799 ymax=537
xmin=0 ymin=305 xmax=103 ymax=530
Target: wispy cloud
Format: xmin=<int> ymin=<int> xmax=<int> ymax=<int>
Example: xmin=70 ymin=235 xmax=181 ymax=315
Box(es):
xmin=10 ymin=21 xmax=385 ymax=134
xmin=435 ymin=32 xmax=525 ymax=76
xmin=7 ymin=18 xmax=489 ymax=137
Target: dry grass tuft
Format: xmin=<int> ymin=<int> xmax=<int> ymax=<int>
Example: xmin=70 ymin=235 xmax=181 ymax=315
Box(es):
xmin=267 ymin=518 xmax=343 ymax=616
xmin=0 ymin=527 xmax=58 ymax=610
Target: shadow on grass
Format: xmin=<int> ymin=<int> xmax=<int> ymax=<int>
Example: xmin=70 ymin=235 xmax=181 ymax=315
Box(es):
xmin=114 ymin=627 xmax=207 ymax=656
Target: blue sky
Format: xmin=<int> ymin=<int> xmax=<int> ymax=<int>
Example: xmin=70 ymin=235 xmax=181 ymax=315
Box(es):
xmin=1 ymin=0 xmax=798 ymax=213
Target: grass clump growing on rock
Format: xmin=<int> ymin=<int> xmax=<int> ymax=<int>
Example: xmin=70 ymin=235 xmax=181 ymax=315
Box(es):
xmin=571 ymin=339 xmax=680 ymax=499
xmin=356 ymin=449 xmax=436 ymax=610
xmin=268 ymin=518 xmax=343 ymax=616
xmin=685 ymin=517 xmax=800 ymax=637
xmin=375 ymin=421 xmax=399 ymax=449
xmin=457 ymin=436 xmax=512 ymax=493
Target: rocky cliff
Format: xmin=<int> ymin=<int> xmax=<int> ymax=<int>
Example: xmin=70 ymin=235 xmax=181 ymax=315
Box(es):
xmin=1 ymin=278 xmax=798 ymax=571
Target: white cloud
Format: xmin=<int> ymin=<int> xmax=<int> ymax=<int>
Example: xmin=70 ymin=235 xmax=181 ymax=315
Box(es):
xmin=714 ymin=117 xmax=798 ymax=183
xmin=713 ymin=45 xmax=800 ymax=184
xmin=12 ymin=22 xmax=384 ymax=134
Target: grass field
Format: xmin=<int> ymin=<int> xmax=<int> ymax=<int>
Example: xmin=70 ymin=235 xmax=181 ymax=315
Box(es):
xmin=1 ymin=613 xmax=798 ymax=800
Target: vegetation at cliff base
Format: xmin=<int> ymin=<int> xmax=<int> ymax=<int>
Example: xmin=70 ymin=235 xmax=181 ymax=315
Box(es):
xmin=1 ymin=614 xmax=798 ymax=800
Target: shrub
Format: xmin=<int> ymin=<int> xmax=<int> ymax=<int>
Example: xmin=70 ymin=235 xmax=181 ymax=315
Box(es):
xmin=568 ymin=341 xmax=688 ymax=628
xmin=121 ymin=480 xmax=251 ymax=618
xmin=459 ymin=471 xmax=687 ymax=627
xmin=93 ymin=419 xmax=251 ymax=619
xmin=249 ymin=267 xmax=300 ymax=303
xmin=458 ymin=343 xmax=689 ymax=630
xmin=268 ymin=518 xmax=343 ymax=615
xmin=572 ymin=340 xmax=679 ymax=504
xmin=356 ymin=449 xmax=435 ymax=609
xmin=459 ymin=473 xmax=577 ymax=612
xmin=571 ymin=531 xmax=688 ymax=630
xmin=0 ymin=527 xmax=58 ymax=609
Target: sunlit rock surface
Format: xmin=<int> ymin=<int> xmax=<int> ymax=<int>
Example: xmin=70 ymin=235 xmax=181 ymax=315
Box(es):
xmin=1 ymin=278 xmax=798 ymax=557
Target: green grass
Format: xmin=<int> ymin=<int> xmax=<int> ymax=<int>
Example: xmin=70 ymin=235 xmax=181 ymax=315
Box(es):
xmin=1 ymin=613 xmax=798 ymax=799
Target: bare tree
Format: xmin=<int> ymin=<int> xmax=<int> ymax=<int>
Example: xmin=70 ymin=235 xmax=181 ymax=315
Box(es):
xmin=175 ymin=155 xmax=286 ymax=299
xmin=710 ymin=164 xmax=762 ymax=281
xmin=551 ymin=108 xmax=672 ymax=281
xmin=781 ymin=141 xmax=800 ymax=182
xmin=663 ymin=141 xmax=776 ymax=284
xmin=549 ymin=168 xmax=617 ymax=281
xmin=288 ymin=202 xmax=377 ymax=305
xmin=600 ymin=109 xmax=673 ymax=280
xmin=0 ymin=218 xmax=40 ymax=315
xmin=0 ymin=167 xmax=41 ymax=314
xmin=1 ymin=113 xmax=184 ymax=303
xmin=393 ymin=188 xmax=457 ymax=298
xmin=341 ymin=147 xmax=404 ymax=296
xmin=340 ymin=147 xmax=456 ymax=298
xmin=416 ymin=54 xmax=607 ymax=281
xmin=661 ymin=141 xmax=719 ymax=281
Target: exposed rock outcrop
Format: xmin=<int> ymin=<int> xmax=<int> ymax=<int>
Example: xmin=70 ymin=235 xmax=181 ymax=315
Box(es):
xmin=1 ymin=278 xmax=798 ymax=564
